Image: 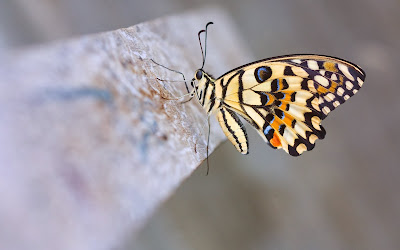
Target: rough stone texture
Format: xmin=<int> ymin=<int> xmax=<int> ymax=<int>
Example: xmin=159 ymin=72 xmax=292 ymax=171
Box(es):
xmin=0 ymin=8 xmax=251 ymax=250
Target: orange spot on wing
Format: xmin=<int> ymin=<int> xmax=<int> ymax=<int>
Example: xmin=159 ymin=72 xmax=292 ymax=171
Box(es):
xmin=283 ymin=116 xmax=293 ymax=127
xmin=318 ymin=81 xmax=338 ymax=94
xmin=324 ymin=62 xmax=338 ymax=72
xmin=270 ymin=132 xmax=282 ymax=147
xmin=317 ymin=85 xmax=328 ymax=94
xmin=338 ymin=75 xmax=344 ymax=85
xmin=328 ymin=81 xmax=338 ymax=92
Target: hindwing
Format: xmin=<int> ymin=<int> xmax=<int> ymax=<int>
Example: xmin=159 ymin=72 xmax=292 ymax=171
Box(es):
xmin=215 ymin=54 xmax=365 ymax=156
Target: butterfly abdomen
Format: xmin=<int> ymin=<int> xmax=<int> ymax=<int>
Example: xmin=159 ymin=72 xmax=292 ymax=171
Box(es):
xmin=217 ymin=107 xmax=249 ymax=154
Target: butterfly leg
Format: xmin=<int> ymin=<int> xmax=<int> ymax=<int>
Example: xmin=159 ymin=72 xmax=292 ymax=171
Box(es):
xmin=206 ymin=116 xmax=210 ymax=175
xmin=150 ymin=58 xmax=190 ymax=92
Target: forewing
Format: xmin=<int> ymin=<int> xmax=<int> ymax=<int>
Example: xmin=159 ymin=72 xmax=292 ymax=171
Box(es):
xmin=218 ymin=54 xmax=365 ymax=156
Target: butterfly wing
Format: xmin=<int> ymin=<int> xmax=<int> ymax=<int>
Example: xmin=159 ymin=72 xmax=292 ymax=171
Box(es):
xmin=215 ymin=54 xmax=365 ymax=156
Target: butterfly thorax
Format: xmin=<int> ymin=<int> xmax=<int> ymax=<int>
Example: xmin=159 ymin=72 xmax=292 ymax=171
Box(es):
xmin=192 ymin=69 xmax=220 ymax=114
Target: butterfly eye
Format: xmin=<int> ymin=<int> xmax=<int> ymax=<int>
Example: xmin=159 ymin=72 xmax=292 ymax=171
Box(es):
xmin=195 ymin=70 xmax=203 ymax=80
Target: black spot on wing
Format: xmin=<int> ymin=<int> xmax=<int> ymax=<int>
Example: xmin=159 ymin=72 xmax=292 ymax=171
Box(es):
xmin=284 ymin=66 xmax=296 ymax=76
xmin=279 ymin=124 xmax=286 ymax=135
xmin=265 ymin=113 xmax=274 ymax=124
xmin=273 ymin=100 xmax=282 ymax=107
xmin=301 ymin=79 xmax=309 ymax=91
xmin=259 ymin=92 xmax=270 ymax=105
xmin=254 ymin=66 xmax=272 ymax=83
xmin=290 ymin=92 xmax=297 ymax=102
xmin=282 ymin=79 xmax=289 ymax=90
xmin=274 ymin=92 xmax=285 ymax=100
xmin=291 ymin=119 xmax=296 ymax=128
xmin=274 ymin=109 xmax=284 ymax=120
xmin=271 ymin=79 xmax=279 ymax=92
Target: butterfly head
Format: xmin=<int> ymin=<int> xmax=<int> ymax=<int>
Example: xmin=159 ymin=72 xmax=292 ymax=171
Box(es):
xmin=191 ymin=69 xmax=207 ymax=88
xmin=192 ymin=69 xmax=214 ymax=87
xmin=193 ymin=69 xmax=207 ymax=86
xmin=195 ymin=69 xmax=203 ymax=81
xmin=190 ymin=69 xmax=215 ymax=104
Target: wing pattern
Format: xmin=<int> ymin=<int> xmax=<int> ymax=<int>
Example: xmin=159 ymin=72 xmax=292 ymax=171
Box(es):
xmin=216 ymin=54 xmax=365 ymax=156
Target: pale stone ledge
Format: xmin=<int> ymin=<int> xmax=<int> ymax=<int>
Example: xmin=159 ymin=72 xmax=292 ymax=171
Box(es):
xmin=0 ymin=7 xmax=251 ymax=250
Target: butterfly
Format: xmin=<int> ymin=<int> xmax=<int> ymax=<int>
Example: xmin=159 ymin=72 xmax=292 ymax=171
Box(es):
xmin=154 ymin=22 xmax=365 ymax=162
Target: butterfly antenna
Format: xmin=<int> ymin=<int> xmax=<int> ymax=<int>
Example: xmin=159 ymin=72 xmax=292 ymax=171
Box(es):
xmin=198 ymin=22 xmax=214 ymax=70
xmin=151 ymin=59 xmax=190 ymax=93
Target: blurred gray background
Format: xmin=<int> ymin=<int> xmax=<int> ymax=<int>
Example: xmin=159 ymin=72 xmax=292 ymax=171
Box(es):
xmin=1 ymin=0 xmax=399 ymax=249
